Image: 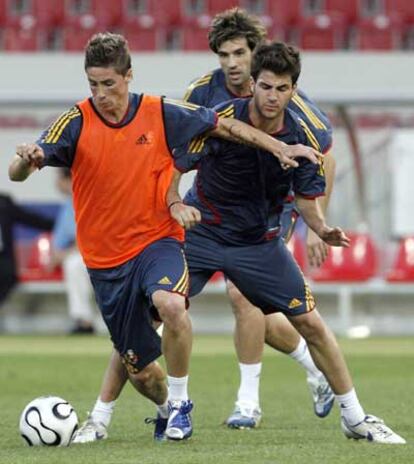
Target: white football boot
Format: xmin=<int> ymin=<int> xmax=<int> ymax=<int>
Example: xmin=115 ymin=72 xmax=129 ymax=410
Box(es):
xmin=341 ymin=414 xmax=406 ymax=444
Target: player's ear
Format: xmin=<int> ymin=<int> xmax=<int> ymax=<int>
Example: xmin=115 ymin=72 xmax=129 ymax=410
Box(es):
xmin=249 ymin=76 xmax=255 ymax=93
xmin=125 ymin=68 xmax=133 ymax=82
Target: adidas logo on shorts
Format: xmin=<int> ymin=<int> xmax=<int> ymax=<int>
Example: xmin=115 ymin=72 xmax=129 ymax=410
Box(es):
xmin=158 ymin=276 xmax=172 ymax=285
xmin=288 ymin=298 xmax=302 ymax=309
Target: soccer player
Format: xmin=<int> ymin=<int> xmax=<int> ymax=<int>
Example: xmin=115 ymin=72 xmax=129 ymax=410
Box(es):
xmin=8 ymin=33 xmax=317 ymax=442
xmin=168 ymin=41 xmax=404 ymax=445
xmin=72 ymin=9 xmax=335 ymax=439
xmin=184 ymin=8 xmax=336 ymax=427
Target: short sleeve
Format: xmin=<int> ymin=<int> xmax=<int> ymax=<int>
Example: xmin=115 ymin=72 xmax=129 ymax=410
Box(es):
xmin=37 ymin=107 xmax=82 ymax=168
xmin=162 ymin=98 xmax=217 ymax=151
xmin=173 ymin=138 xmax=220 ymax=173
xmin=293 ymin=158 xmax=326 ymax=199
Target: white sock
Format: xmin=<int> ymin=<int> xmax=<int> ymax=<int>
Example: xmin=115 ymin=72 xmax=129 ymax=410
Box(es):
xmin=167 ymin=375 xmax=189 ymax=402
xmin=156 ymin=399 xmax=169 ymax=419
xmin=288 ymin=337 xmax=321 ymax=379
xmin=90 ymin=397 xmax=116 ymax=428
xmin=237 ymin=362 xmax=262 ymax=406
xmin=336 ymin=388 xmax=365 ymax=425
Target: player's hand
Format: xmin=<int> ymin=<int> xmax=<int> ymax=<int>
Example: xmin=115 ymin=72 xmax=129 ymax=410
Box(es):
xmin=277 ymin=144 xmax=322 ymax=170
xmin=170 ymin=202 xmax=201 ymax=230
xmin=318 ymin=226 xmax=350 ymax=247
xmin=16 ymin=143 xmax=44 ymax=168
xmin=307 ymin=228 xmax=329 ymax=267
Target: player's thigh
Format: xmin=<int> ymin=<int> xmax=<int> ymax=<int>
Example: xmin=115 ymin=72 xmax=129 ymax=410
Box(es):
xmin=226 ymin=238 xmax=316 ymax=316
xmin=88 ymin=256 xmax=161 ymax=371
xmin=185 ymin=229 xmax=225 ymax=297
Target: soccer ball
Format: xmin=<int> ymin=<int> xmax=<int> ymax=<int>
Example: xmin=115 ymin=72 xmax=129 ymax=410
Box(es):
xmin=19 ymin=396 xmax=78 ymax=446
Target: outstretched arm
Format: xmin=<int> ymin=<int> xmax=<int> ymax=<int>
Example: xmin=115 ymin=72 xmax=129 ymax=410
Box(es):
xmin=296 ymin=194 xmax=349 ymax=248
xmin=306 ymin=151 xmax=336 ymax=266
xmin=9 ymin=143 xmax=45 ymax=181
xmin=210 ymin=117 xmax=321 ymax=168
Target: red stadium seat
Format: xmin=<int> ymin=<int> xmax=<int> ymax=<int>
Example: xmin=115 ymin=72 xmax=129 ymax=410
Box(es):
xmin=0 ymin=0 xmax=6 ymax=25
xmin=323 ymin=0 xmax=360 ymax=23
xmin=294 ymin=13 xmax=347 ymax=50
xmin=17 ymin=234 xmax=63 ymax=283
xmin=4 ymin=0 xmax=63 ymax=27
xmin=311 ymin=232 xmax=378 ymax=282
xmin=262 ymin=0 xmax=301 ymax=26
xmin=208 ymin=0 xmax=241 ymax=14
xmin=384 ymin=0 xmax=414 ymax=22
xmin=60 ymin=25 xmax=101 ymax=51
xmin=386 ymin=237 xmax=414 ymax=282
xmin=3 ymin=23 xmax=48 ymax=51
xmin=64 ymin=0 xmax=121 ymax=28
xmin=180 ymin=17 xmax=211 ymax=50
xmin=122 ymin=25 xmax=165 ymax=51
xmin=121 ymin=0 xmax=179 ymax=27
xmin=286 ymin=233 xmax=306 ymax=272
xmin=352 ymin=15 xmax=405 ymax=50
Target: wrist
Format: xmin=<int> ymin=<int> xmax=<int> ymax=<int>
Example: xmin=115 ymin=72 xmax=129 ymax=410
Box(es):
xmin=168 ymin=200 xmax=183 ymax=209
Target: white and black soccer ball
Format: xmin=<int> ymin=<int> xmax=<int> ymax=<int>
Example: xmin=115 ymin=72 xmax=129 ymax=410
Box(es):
xmin=19 ymin=396 xmax=78 ymax=446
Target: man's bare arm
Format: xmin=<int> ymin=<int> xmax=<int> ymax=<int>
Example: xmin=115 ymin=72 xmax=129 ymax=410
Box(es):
xmin=210 ymin=117 xmax=321 ymax=168
xmin=296 ymin=194 xmax=349 ymax=248
xmin=306 ymin=151 xmax=336 ymax=266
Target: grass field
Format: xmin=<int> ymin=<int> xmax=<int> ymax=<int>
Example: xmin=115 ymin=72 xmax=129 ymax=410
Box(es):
xmin=0 ymin=335 xmax=413 ymax=464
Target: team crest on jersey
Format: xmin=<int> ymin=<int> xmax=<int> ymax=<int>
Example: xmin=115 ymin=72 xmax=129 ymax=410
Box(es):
xmin=122 ymin=350 xmax=139 ymax=374
xmin=158 ymin=276 xmax=172 ymax=285
xmin=288 ymin=298 xmax=303 ymax=309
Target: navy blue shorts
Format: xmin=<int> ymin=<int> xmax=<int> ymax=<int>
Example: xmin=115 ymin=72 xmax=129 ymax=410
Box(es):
xmin=88 ymin=238 xmax=188 ymax=371
xmin=185 ymin=230 xmax=315 ymax=316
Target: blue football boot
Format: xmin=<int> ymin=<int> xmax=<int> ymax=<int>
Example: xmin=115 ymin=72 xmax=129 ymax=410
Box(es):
xmin=165 ymin=400 xmax=193 ymax=440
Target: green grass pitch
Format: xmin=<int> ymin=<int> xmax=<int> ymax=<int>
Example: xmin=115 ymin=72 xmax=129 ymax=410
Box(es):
xmin=0 ymin=335 xmax=413 ymax=464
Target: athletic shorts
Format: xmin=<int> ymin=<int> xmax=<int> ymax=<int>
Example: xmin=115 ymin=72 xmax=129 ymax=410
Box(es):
xmin=185 ymin=230 xmax=315 ymax=316
xmin=88 ymin=238 xmax=188 ymax=372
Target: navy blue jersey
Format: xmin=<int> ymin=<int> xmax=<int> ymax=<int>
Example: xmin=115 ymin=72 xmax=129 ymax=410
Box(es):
xmin=184 ymin=68 xmax=332 ymax=154
xmin=175 ymin=98 xmax=325 ymax=246
xmin=37 ymin=93 xmax=217 ymax=168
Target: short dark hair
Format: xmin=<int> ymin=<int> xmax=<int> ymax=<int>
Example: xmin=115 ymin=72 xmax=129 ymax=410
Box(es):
xmin=208 ymin=8 xmax=267 ymax=53
xmin=84 ymin=32 xmax=131 ymax=76
xmin=251 ymin=41 xmax=301 ymax=85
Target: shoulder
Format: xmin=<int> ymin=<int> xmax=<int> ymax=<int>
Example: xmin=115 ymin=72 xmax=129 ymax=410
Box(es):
xmin=290 ymin=90 xmax=331 ymax=132
xmin=41 ymin=106 xmax=82 ymax=144
xmin=296 ymin=115 xmax=323 ymax=152
xmin=214 ymin=99 xmax=236 ymax=118
xmin=163 ymin=97 xmax=201 ymax=112
xmin=183 ymin=71 xmax=214 ymax=102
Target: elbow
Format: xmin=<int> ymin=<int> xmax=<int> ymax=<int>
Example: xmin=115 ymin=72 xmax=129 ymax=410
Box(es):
xmin=9 ymin=167 xmax=26 ymax=182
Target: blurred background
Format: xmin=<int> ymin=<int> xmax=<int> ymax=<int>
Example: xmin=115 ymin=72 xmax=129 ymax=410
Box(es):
xmin=1 ymin=0 xmax=414 ymax=337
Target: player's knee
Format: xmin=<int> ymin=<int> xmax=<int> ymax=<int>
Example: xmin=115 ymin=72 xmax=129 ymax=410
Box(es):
xmin=291 ymin=309 xmax=328 ymax=345
xmin=133 ymin=365 xmax=153 ymax=386
xmin=153 ymin=291 xmax=187 ymax=328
